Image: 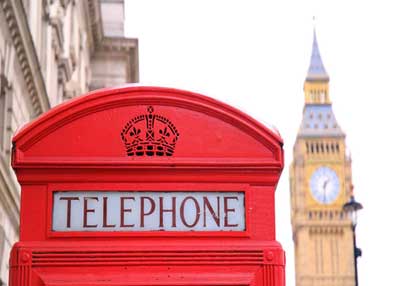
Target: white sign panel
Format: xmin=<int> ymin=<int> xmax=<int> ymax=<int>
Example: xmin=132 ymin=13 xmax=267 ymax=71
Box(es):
xmin=52 ymin=191 xmax=245 ymax=232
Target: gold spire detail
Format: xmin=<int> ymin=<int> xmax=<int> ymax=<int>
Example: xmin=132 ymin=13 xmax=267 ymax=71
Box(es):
xmin=304 ymin=28 xmax=331 ymax=104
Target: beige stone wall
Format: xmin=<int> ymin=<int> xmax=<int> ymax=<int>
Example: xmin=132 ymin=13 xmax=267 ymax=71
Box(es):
xmin=0 ymin=0 xmax=138 ymax=284
xmin=294 ymin=223 xmax=355 ymax=286
xmin=291 ymin=135 xmax=356 ymax=286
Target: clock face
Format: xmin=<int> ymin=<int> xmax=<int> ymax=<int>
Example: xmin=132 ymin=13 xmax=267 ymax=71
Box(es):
xmin=310 ymin=166 xmax=340 ymax=204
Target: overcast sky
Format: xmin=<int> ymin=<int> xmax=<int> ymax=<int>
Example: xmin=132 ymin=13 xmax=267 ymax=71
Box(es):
xmin=125 ymin=1 xmax=400 ymax=285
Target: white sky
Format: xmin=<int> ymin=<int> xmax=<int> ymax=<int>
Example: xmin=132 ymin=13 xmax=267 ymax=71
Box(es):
xmin=125 ymin=1 xmax=400 ymax=285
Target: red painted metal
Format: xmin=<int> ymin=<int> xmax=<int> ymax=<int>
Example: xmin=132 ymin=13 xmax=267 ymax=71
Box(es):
xmin=10 ymin=86 xmax=285 ymax=286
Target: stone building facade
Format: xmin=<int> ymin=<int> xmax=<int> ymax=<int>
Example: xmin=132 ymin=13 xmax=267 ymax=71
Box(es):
xmin=289 ymin=30 xmax=355 ymax=286
xmin=0 ymin=0 xmax=138 ymax=283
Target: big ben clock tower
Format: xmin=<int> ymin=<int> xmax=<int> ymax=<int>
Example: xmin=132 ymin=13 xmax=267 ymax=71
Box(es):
xmin=290 ymin=30 xmax=356 ymax=286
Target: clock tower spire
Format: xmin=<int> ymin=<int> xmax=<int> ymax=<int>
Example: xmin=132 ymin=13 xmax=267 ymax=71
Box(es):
xmin=304 ymin=29 xmax=331 ymax=104
xmin=290 ymin=29 xmax=356 ymax=286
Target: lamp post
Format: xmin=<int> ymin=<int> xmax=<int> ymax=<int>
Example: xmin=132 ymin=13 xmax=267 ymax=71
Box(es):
xmin=343 ymin=195 xmax=363 ymax=286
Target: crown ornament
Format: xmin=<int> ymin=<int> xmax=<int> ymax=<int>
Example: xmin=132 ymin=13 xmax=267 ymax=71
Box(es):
xmin=121 ymin=106 xmax=179 ymax=157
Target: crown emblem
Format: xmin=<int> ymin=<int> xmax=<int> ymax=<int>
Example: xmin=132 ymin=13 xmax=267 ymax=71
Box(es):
xmin=121 ymin=106 xmax=179 ymax=157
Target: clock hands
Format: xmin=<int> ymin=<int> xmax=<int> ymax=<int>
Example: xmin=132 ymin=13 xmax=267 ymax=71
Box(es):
xmin=310 ymin=167 xmax=339 ymax=204
xmin=322 ymin=178 xmax=330 ymax=203
xmin=323 ymin=179 xmax=329 ymax=190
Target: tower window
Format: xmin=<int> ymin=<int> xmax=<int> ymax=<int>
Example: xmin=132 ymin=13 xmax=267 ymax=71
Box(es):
xmin=311 ymin=143 xmax=314 ymax=153
xmin=316 ymin=143 xmax=319 ymax=153
xmin=336 ymin=143 xmax=340 ymax=152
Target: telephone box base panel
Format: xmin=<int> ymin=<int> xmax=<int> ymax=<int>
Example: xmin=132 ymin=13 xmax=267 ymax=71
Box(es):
xmin=10 ymin=241 xmax=285 ymax=286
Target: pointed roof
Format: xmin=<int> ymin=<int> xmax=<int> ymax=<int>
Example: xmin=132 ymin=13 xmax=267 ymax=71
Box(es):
xmin=298 ymin=104 xmax=344 ymax=138
xmin=306 ymin=30 xmax=329 ymax=81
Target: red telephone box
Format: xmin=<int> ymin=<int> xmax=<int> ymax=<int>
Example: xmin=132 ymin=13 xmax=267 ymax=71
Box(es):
xmin=10 ymin=86 xmax=285 ymax=286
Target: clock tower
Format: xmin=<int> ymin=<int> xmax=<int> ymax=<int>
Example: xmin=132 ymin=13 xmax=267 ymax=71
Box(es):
xmin=290 ymin=30 xmax=356 ymax=286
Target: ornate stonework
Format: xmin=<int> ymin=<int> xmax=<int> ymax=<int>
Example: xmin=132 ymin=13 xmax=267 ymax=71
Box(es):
xmin=290 ymin=31 xmax=356 ymax=286
xmin=0 ymin=0 xmax=138 ymax=283
xmin=1 ymin=0 xmax=49 ymax=116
